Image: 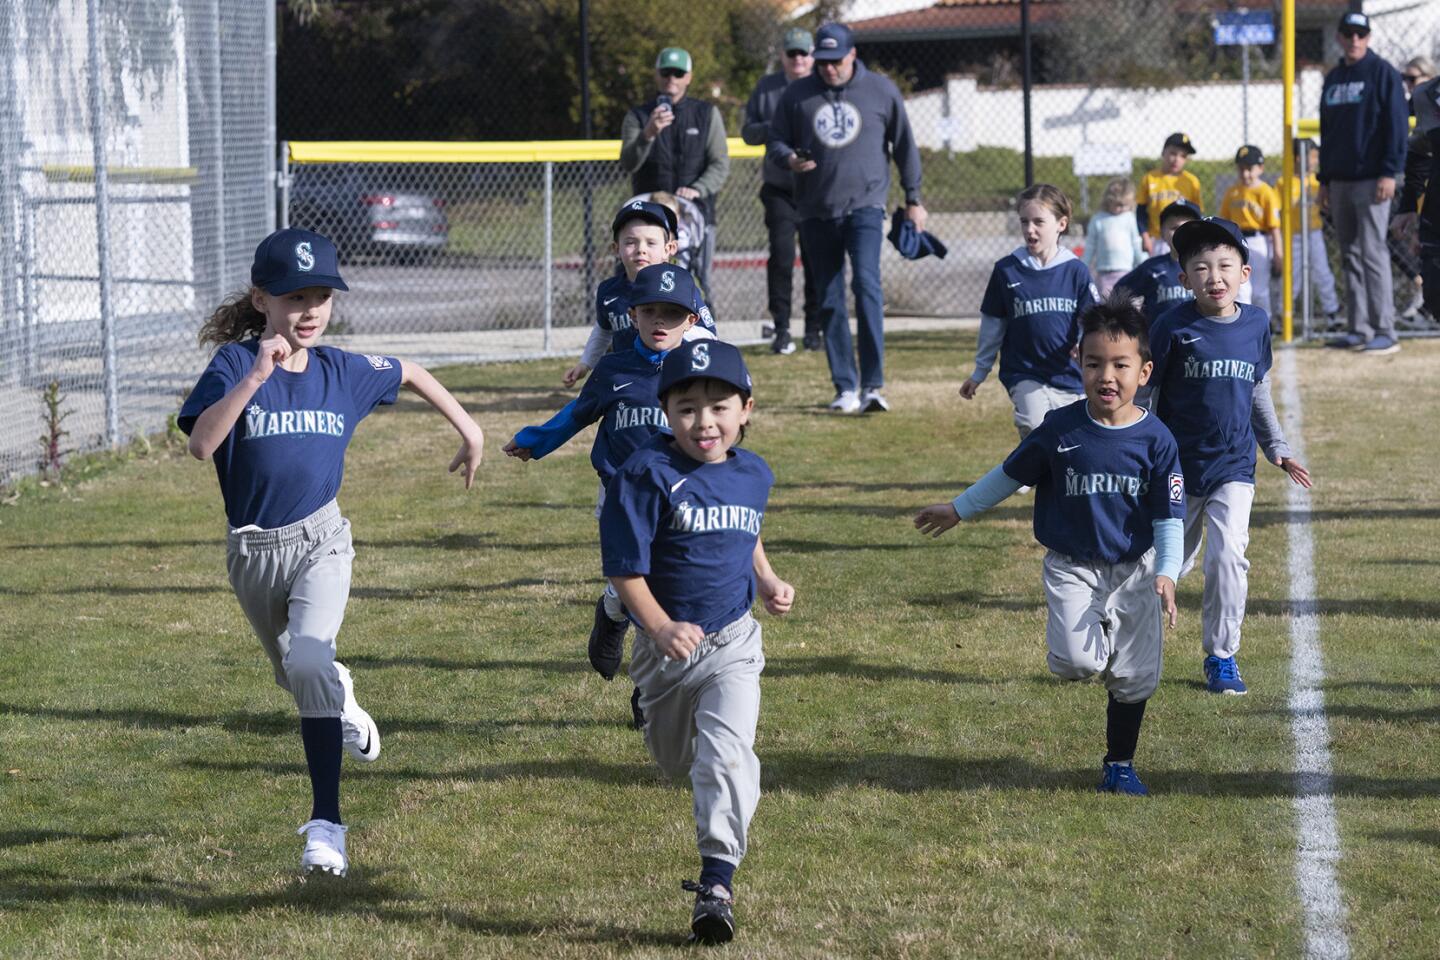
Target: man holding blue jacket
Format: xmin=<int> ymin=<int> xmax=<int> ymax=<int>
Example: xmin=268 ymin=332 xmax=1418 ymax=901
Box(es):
xmin=1319 ymin=11 xmax=1409 ymax=355
xmin=768 ymin=22 xmax=925 ymax=414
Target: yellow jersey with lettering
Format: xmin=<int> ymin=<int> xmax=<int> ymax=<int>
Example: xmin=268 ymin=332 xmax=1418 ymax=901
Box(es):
xmin=1277 ymin=172 xmax=1323 ymax=232
xmin=1137 ymin=169 xmax=1203 ymax=235
xmin=1219 ymin=180 xmax=1281 ymax=233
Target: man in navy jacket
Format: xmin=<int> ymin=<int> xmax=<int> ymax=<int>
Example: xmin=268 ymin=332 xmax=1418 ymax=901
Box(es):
xmin=1319 ymin=11 xmax=1409 ymax=354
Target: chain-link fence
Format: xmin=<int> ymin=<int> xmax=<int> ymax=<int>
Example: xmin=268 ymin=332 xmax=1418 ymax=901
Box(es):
xmin=0 ymin=0 xmax=274 ymax=485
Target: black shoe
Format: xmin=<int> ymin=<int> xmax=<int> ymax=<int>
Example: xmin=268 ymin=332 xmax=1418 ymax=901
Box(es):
xmin=682 ymin=880 xmax=734 ymax=945
xmin=630 ymin=685 xmax=646 ymax=730
xmin=802 ymin=332 xmax=822 ymax=351
xmin=587 ymin=596 xmax=629 ymax=680
xmin=771 ymin=331 xmax=795 ymax=355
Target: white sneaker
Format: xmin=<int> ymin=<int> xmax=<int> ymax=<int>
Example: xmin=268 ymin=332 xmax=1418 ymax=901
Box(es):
xmin=297 ymin=819 xmax=348 ymax=876
xmin=828 ymin=390 xmax=860 ymax=414
xmin=334 ymin=662 xmax=380 ymax=763
xmin=859 ymin=389 xmax=890 ymax=413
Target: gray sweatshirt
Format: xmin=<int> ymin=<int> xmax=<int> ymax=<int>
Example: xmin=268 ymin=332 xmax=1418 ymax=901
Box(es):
xmin=743 ymin=71 xmax=798 ymax=192
xmin=767 ymin=60 xmax=922 ymax=220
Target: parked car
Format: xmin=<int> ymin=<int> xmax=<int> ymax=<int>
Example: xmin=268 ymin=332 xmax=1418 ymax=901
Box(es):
xmin=288 ymin=164 xmax=448 ymax=263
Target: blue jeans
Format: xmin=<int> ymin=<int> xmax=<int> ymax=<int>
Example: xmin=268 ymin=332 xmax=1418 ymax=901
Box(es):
xmin=801 ymin=206 xmax=885 ymax=393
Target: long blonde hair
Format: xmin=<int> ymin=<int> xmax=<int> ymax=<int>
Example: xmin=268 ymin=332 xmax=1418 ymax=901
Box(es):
xmin=198 ymin=289 xmax=267 ymax=347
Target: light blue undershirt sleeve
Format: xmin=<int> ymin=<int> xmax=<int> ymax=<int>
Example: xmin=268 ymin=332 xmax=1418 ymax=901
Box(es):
xmin=971 ymin=312 xmax=1006 ymax=383
xmin=951 ymin=463 xmax=1024 ymax=520
xmin=1152 ymin=518 xmax=1183 ymax=581
xmin=512 ymin=398 xmax=586 ymax=460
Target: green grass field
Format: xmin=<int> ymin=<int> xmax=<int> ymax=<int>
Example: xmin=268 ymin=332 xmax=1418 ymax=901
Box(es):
xmin=1 ymin=331 xmax=1436 ymax=959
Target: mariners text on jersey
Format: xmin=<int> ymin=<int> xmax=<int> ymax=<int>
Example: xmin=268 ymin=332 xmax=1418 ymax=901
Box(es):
xmin=1182 ymin=358 xmax=1257 ymax=381
xmin=670 ymin=502 xmax=765 ymax=535
xmin=243 ymin=406 xmax=346 ymax=440
xmin=1064 ymin=469 xmax=1148 ymax=498
xmin=1014 ymin=296 xmax=1079 ymax=318
xmin=614 ymin=403 xmax=667 ymax=431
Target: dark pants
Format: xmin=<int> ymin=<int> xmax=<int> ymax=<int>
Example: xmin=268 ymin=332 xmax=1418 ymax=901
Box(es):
xmin=760 ymin=185 xmax=819 ymax=339
xmin=800 ymin=206 xmax=886 ymax=394
xmin=1422 ymin=243 xmax=1440 ymax=315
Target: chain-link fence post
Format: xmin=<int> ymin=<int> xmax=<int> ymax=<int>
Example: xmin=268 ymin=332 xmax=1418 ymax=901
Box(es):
xmin=86 ymin=0 xmax=119 ymax=448
xmin=0 ymin=0 xmax=19 ymax=388
xmin=543 ymin=159 xmax=554 ymax=353
xmin=278 ymin=140 xmax=291 ymax=230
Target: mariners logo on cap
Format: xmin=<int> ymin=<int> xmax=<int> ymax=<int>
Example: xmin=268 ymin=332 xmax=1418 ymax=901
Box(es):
xmin=295 ymin=242 xmax=315 ymax=272
xmin=690 ymin=342 xmax=711 ymax=371
xmin=660 ymin=270 xmax=676 ymax=293
xmin=630 ymin=201 xmax=644 ymax=210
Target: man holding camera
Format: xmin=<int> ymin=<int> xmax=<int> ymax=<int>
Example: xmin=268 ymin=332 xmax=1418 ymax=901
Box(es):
xmin=620 ymin=47 xmax=730 ymax=293
xmin=768 ymin=22 xmax=924 ymax=414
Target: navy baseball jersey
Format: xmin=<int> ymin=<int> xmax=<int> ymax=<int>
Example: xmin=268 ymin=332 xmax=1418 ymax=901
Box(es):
xmin=600 ymin=435 xmax=774 ymax=634
xmin=1148 ymin=302 xmax=1273 ymax=496
xmin=511 ymin=337 xmax=672 ymax=484
xmin=1115 ymin=254 xmax=1193 ymax=325
xmin=980 ymin=252 xmax=1097 ymax=392
xmin=1002 ymin=400 xmax=1185 ymax=564
xmin=597 ymin=270 xmax=717 ymax=348
xmin=178 ymin=342 xmax=402 ymax=529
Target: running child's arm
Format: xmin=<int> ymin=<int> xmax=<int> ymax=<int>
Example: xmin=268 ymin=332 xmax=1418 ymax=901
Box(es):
xmin=1152 ymin=517 xmax=1182 ymax=628
xmin=752 ymin=538 xmax=794 ymax=616
xmin=914 ymin=464 xmax=1023 ymax=537
xmin=611 ymin=576 xmax=704 ymax=660
xmin=1250 ymin=376 xmax=1312 ymax=487
xmin=959 ymin=313 xmax=1004 ymax=399
xmin=503 ymin=379 xmax=604 ymax=461
xmin=399 ymin=360 xmax=485 ymax=488
xmin=187 ymin=335 xmax=289 ymax=460
xmin=566 ymin=325 xmax=615 ymax=386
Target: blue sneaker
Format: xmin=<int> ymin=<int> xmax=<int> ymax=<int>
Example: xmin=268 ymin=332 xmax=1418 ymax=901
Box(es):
xmin=1358 ymin=335 xmax=1400 ymax=355
xmin=1203 ymin=655 xmax=1248 ymax=695
xmin=1325 ymin=332 xmax=1365 ymax=349
xmin=1097 ymin=762 xmax=1150 ymax=796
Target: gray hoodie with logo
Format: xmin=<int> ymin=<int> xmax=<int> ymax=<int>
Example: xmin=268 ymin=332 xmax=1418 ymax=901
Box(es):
xmin=767 ymin=60 xmax=922 ymax=221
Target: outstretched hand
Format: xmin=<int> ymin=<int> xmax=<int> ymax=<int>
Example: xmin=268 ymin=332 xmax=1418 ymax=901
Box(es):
xmin=502 ymin=440 xmax=532 ymax=462
xmin=1275 ymin=456 xmax=1312 ymax=489
xmin=914 ymin=502 xmax=961 ymax=538
xmin=449 ymin=431 xmax=485 ymax=489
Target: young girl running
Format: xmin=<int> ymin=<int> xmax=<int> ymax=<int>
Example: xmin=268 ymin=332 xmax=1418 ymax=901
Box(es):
xmin=600 ymin=339 xmax=794 ymax=944
xmin=179 ymin=228 xmax=484 ymax=877
xmin=960 ymin=184 xmax=1099 ymax=440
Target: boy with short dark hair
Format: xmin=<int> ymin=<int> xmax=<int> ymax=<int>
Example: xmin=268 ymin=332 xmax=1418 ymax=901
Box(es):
xmin=916 ymin=297 xmax=1186 ymax=796
xmin=1219 ymin=146 xmax=1283 ymax=313
xmin=1147 ymin=217 xmax=1312 ymax=696
xmin=1115 ymin=200 xmax=1200 ymax=324
xmin=1137 ymin=132 xmax=1203 ymax=255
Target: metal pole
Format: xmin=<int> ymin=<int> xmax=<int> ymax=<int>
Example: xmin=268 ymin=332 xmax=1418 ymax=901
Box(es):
xmin=263 ymin=0 xmax=277 ymax=233
xmin=279 ymin=140 xmax=291 ymax=229
xmin=1299 ymin=141 xmax=1312 ymax=339
xmin=0 ymin=0 xmax=21 ymax=386
xmin=1242 ymin=43 xmax=1251 ymax=145
xmin=87 ymin=0 xmax=120 ymax=447
xmin=211 ymin=0 xmax=226 ymax=298
xmin=1021 ymin=0 xmax=1034 ymax=186
xmin=22 ymin=198 xmax=36 ymax=381
xmin=579 ymin=0 xmax=595 ymax=308
xmin=543 ymin=161 xmax=554 ymax=353
xmin=1280 ymin=0 xmax=1296 ymax=340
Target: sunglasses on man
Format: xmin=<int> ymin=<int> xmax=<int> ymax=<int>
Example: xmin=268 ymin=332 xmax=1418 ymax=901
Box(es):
xmin=1338 ymin=28 xmax=1368 ymax=39
xmin=784 ymin=49 xmax=811 ymax=59
xmin=659 ymin=68 xmax=688 ymax=79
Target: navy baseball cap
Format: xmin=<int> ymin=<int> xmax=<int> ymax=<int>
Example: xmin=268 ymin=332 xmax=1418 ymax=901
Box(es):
xmin=1235 ymin=144 xmax=1264 ymax=166
xmin=612 ymin=199 xmax=678 ymax=240
xmin=812 ymin=23 xmax=855 ymax=61
xmin=659 ymin=339 xmax=753 ymax=398
xmin=1163 ymin=132 xmax=1196 ymax=155
xmin=1173 ymin=216 xmax=1250 ymax=265
xmin=630 ymin=263 xmax=698 ymax=312
xmin=1338 ymin=11 xmax=1370 ymax=34
xmin=1159 ymin=199 xmax=1203 ymax=226
xmin=251 ymin=228 xmax=348 ymax=295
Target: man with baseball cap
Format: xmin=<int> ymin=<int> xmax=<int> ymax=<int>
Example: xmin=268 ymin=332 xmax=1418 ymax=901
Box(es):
xmin=742 ymin=28 xmax=822 ymax=356
xmin=1319 ymin=10 xmax=1409 ymax=354
xmin=621 ymin=46 xmax=730 ymax=293
xmin=768 ymin=21 xmax=925 ymax=414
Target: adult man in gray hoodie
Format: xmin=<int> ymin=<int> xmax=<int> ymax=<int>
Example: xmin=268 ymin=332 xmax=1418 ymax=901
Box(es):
xmin=769 ymin=22 xmax=925 ymax=413
xmin=743 ymin=27 xmax=821 ymax=356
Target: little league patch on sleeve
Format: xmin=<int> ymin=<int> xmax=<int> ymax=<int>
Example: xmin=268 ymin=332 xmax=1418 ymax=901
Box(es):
xmin=1169 ymin=474 xmax=1185 ymax=503
xmin=364 ymin=355 xmax=394 ymax=371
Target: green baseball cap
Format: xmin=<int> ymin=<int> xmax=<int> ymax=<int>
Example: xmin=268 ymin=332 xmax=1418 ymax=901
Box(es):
xmin=783 ymin=28 xmax=814 ymax=53
xmin=656 ymin=47 xmax=692 ymax=73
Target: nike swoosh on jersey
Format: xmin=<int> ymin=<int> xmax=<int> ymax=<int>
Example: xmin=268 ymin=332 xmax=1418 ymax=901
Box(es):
xmin=1057 ymin=443 xmax=1082 ymax=453
xmin=1007 ymin=281 xmax=1023 ymax=288
xmin=603 ymin=297 xmax=619 ymax=305
xmin=1180 ymin=335 xmax=1202 ymax=344
xmin=670 ymin=477 xmax=688 ymax=493
xmin=612 ymin=381 xmax=633 ymax=391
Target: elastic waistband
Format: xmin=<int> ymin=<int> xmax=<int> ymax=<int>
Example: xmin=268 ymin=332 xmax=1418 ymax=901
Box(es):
xmin=227 ymin=501 xmax=342 ymax=552
xmin=641 ymin=612 xmax=755 ymax=660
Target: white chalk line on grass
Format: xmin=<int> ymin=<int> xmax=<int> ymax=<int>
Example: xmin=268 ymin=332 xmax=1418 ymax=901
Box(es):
xmin=1276 ymin=346 xmax=1350 ymax=960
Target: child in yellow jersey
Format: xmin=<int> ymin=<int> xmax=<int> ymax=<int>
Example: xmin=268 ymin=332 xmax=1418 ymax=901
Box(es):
xmin=1220 ymin=145 xmax=1282 ymax=312
xmin=1137 ymin=133 xmax=1203 ymax=255
xmin=1278 ymin=138 xmax=1340 ymax=325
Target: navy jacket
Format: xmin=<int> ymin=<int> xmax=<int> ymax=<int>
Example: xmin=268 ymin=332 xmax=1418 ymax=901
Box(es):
xmin=1319 ymin=50 xmax=1409 ymax=183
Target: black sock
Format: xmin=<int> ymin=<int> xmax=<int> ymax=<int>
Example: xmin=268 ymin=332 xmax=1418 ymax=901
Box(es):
xmin=1104 ymin=693 xmax=1148 ymax=764
xmin=300 ymin=717 xmax=343 ymax=824
xmin=699 ymin=856 xmax=734 ymax=893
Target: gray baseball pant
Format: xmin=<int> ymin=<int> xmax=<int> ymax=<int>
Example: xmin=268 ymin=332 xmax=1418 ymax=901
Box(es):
xmin=1180 ymin=482 xmax=1255 ymax=660
xmin=629 ymin=613 xmax=765 ymax=867
xmin=1009 ymin=379 xmax=1084 ymax=441
xmin=225 ymin=500 xmax=351 ymax=718
xmin=1328 ymin=178 xmax=1396 ymax=340
xmin=1042 ymin=548 xmax=1164 ymax=703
